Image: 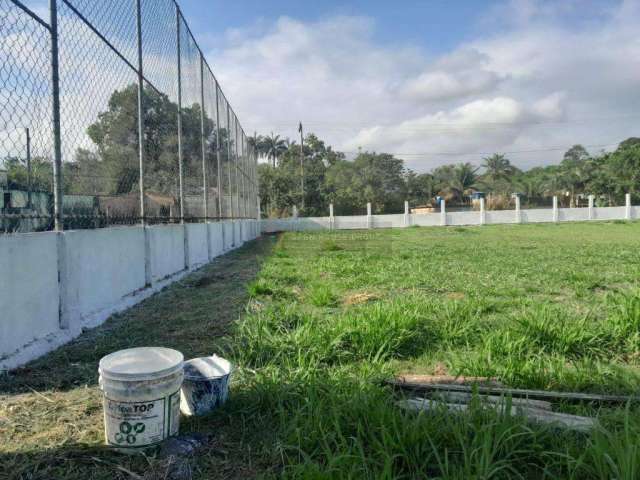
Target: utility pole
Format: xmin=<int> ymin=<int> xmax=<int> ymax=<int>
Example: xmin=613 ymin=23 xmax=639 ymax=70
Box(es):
xmin=298 ymin=122 xmax=304 ymax=211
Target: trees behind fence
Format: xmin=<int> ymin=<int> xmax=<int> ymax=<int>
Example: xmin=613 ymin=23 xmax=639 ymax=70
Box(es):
xmin=0 ymin=0 xmax=258 ymax=234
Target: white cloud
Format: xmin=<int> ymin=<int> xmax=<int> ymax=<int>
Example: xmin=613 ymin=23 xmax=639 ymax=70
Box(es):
xmin=205 ymin=0 xmax=640 ymax=172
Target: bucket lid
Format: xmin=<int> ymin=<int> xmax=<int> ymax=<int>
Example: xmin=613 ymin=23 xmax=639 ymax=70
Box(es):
xmin=99 ymin=347 xmax=184 ymax=381
xmin=184 ymin=355 xmax=232 ymax=381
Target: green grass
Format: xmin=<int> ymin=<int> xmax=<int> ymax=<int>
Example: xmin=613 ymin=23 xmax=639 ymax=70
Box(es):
xmin=3 ymin=222 xmax=640 ymax=478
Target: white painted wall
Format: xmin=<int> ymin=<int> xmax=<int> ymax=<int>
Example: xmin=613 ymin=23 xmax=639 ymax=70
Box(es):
xmin=61 ymin=227 xmax=147 ymax=330
xmin=208 ymin=222 xmax=224 ymax=257
xmin=186 ymin=223 xmax=209 ymax=268
xmin=261 ymin=205 xmax=637 ymax=232
xmin=223 ymin=221 xmax=234 ymax=250
xmin=148 ymin=224 xmax=185 ymax=282
xmin=0 ymin=221 xmax=260 ymax=370
xmin=233 ymin=221 xmax=242 ymax=247
xmin=0 ymin=232 xmax=59 ymax=362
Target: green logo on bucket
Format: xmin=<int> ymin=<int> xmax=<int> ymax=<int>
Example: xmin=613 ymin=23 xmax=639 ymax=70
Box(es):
xmin=115 ymin=421 xmax=146 ymax=444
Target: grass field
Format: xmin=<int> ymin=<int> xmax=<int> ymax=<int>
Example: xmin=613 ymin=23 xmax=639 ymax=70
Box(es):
xmin=2 ymin=222 xmax=640 ymax=479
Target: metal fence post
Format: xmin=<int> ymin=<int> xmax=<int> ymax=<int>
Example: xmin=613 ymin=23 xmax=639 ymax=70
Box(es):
xmin=176 ymin=7 xmax=185 ymax=223
xmin=199 ymin=53 xmax=208 ymax=222
xmin=135 ymin=0 xmax=145 ymax=224
xmin=588 ymin=195 xmax=594 ymax=220
xmin=241 ymin=131 xmax=246 ymax=218
xmin=480 ymin=198 xmax=486 ymax=225
xmin=234 ymin=117 xmax=240 ymax=220
xmin=214 ymin=83 xmax=222 ymax=219
xmin=329 ymin=203 xmax=334 ymax=230
xmin=226 ymin=103 xmax=232 ymax=219
xmin=515 ymin=195 xmax=522 ymax=223
xmin=626 ymin=193 xmax=632 ymax=220
xmin=25 ymin=128 xmax=32 ymax=209
xmin=367 ymin=202 xmax=372 ymax=229
xmin=553 ymin=196 xmax=558 ymax=222
xmin=49 ymin=0 xmax=63 ymax=231
xmin=404 ymin=200 xmax=409 ymax=227
xmin=440 ymin=199 xmax=447 ymax=226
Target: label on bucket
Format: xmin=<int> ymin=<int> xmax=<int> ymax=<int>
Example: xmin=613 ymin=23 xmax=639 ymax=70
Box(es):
xmin=103 ymin=391 xmax=180 ymax=448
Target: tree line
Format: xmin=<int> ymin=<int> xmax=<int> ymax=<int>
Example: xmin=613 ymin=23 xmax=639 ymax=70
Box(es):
xmin=251 ymin=133 xmax=640 ymax=217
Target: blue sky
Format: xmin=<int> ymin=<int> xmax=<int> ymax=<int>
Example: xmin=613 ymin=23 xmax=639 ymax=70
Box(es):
xmin=179 ymin=0 xmax=503 ymax=56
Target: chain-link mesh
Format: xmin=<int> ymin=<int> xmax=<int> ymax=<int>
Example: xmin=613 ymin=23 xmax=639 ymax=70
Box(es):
xmin=1 ymin=0 xmax=257 ymax=233
xmin=202 ymin=68 xmax=219 ymax=218
xmin=0 ymin=1 xmax=54 ymax=233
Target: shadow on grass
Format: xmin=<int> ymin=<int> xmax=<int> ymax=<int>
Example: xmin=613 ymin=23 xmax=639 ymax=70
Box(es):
xmin=0 ymin=236 xmax=276 ymax=395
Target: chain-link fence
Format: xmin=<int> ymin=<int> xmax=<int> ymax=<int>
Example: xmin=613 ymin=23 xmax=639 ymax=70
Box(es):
xmin=1 ymin=0 xmax=258 ymax=233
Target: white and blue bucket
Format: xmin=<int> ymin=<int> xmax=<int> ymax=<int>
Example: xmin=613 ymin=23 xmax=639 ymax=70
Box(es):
xmin=99 ymin=347 xmax=184 ymax=451
xmin=180 ymin=355 xmax=232 ymax=416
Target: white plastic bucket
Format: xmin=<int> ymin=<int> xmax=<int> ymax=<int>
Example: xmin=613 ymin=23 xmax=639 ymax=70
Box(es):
xmin=99 ymin=347 xmax=184 ymax=450
xmin=180 ymin=355 xmax=232 ymax=416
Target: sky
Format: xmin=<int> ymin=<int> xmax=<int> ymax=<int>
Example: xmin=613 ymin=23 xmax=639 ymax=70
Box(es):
xmin=11 ymin=0 xmax=640 ymax=172
xmin=177 ymin=0 xmax=640 ymax=172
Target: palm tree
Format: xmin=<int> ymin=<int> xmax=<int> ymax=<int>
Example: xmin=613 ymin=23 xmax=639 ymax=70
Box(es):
xmin=441 ymin=163 xmax=479 ymax=203
xmin=482 ymin=154 xmax=517 ymax=193
xmin=261 ymin=132 xmax=287 ymax=167
xmin=247 ymin=132 xmax=263 ymax=153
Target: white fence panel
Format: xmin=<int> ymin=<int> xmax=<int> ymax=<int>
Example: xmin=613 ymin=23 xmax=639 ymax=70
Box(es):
xmin=486 ymin=210 xmax=518 ymax=224
xmin=449 ymin=211 xmax=481 ymax=226
xmin=186 ymin=224 xmax=209 ymax=268
xmin=594 ymin=207 xmax=627 ymax=220
xmin=334 ymin=215 xmax=368 ymax=230
xmin=372 ymin=214 xmax=404 ymax=228
xmin=559 ymin=208 xmax=589 ymax=222
xmin=208 ymin=222 xmax=225 ymax=258
xmin=521 ymin=209 xmax=553 ymax=223
xmin=0 ymin=232 xmax=60 ymax=361
xmin=61 ymin=227 xmax=147 ymax=329
xmin=148 ymin=225 xmax=185 ymax=282
xmin=411 ymin=213 xmax=441 ymax=227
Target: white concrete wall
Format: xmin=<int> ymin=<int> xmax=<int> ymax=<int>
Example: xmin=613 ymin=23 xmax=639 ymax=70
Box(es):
xmin=449 ymin=211 xmax=482 ymax=226
xmin=233 ymin=221 xmax=242 ymax=247
xmin=261 ymin=205 xmax=637 ymax=232
xmin=372 ymin=214 xmax=405 ymax=228
xmin=594 ymin=207 xmax=626 ymax=220
xmin=223 ymin=221 xmax=234 ymax=250
xmin=1 ymin=221 xmax=260 ymax=370
xmin=148 ymin=224 xmax=185 ymax=282
xmin=485 ymin=210 xmax=518 ymax=225
xmin=334 ymin=215 xmax=368 ymax=230
xmin=208 ymin=222 xmax=224 ymax=257
xmin=61 ymin=227 xmax=147 ymax=329
xmin=521 ymin=209 xmax=553 ymax=223
xmin=411 ymin=213 xmax=441 ymax=227
xmin=186 ymin=223 xmax=209 ymax=268
xmin=0 ymin=232 xmax=60 ymax=362
xmin=559 ymin=208 xmax=589 ymax=222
